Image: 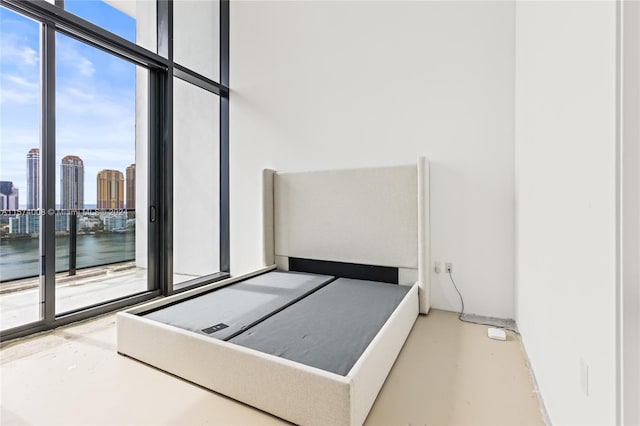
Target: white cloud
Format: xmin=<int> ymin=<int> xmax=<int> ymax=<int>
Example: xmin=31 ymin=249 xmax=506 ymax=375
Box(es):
xmin=77 ymin=56 xmax=96 ymax=77
xmin=0 ymin=34 xmax=38 ymax=66
xmin=3 ymin=75 xmax=38 ymax=101
xmin=5 ymin=75 xmax=38 ymax=90
xmin=57 ymin=37 xmax=96 ymax=78
xmin=0 ymin=88 xmax=38 ymax=104
xmin=64 ymin=87 xmax=96 ymax=102
xmin=0 ymin=28 xmax=40 ymax=106
xmin=0 ymin=75 xmax=39 ymax=105
xmin=57 ymin=84 xmax=134 ymax=122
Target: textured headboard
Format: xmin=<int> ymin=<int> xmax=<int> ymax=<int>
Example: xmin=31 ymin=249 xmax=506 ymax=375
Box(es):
xmin=263 ymin=158 xmax=430 ymax=314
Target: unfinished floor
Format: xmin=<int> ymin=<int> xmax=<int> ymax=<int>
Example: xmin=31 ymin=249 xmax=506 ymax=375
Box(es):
xmin=0 ymin=309 xmax=544 ymax=425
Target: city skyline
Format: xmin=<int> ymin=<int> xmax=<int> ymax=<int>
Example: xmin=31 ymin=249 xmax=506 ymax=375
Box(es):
xmin=0 ymin=5 xmax=136 ymax=208
xmin=1 ymin=149 xmax=136 ymax=211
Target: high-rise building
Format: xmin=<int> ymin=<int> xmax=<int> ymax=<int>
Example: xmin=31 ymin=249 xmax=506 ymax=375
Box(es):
xmin=60 ymin=155 xmax=84 ymax=209
xmin=0 ymin=181 xmax=19 ymax=210
xmin=9 ymin=214 xmax=39 ymax=235
xmin=27 ymin=148 xmax=40 ymax=209
xmin=97 ymin=169 xmax=124 ymax=209
xmin=126 ymin=163 xmax=135 ymax=210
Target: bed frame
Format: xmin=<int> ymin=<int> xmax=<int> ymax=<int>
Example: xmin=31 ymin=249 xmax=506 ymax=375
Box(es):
xmin=117 ymin=158 xmax=430 ymax=425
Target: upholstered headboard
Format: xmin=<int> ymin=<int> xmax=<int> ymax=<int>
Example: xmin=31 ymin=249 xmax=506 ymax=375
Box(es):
xmin=263 ymin=158 xmax=430 ymax=314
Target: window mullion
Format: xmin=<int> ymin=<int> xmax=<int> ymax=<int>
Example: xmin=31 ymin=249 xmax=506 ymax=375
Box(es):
xmin=41 ymin=21 xmax=56 ymax=323
xmin=219 ymin=0 xmax=229 ymax=273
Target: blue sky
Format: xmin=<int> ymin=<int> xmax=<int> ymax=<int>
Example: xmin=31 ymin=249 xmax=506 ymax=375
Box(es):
xmin=0 ymin=2 xmax=137 ymax=207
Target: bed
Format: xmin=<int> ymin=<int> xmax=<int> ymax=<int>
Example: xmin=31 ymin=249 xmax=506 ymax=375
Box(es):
xmin=116 ymin=158 xmax=430 ymax=425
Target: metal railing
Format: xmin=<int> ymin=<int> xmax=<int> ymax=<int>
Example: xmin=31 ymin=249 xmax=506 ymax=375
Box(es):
xmin=0 ymin=208 xmax=136 ymax=283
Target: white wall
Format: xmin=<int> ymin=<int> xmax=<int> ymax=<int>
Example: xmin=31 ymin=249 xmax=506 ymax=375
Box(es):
xmin=230 ymin=1 xmax=515 ymax=318
xmin=515 ymin=1 xmax=618 ymax=424
xmin=622 ymin=1 xmax=640 ymax=423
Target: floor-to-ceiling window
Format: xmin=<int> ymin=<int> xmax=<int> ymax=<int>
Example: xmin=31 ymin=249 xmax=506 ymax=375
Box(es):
xmin=0 ymin=0 xmax=229 ymax=339
xmin=170 ymin=0 xmax=227 ymax=290
xmin=0 ymin=8 xmax=43 ymax=330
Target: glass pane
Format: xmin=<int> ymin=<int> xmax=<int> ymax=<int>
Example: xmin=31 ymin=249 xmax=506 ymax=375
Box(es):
xmin=173 ymin=78 xmax=220 ymax=287
xmin=63 ymin=0 xmax=156 ymax=52
xmin=174 ymin=0 xmax=220 ymax=81
xmin=0 ymin=7 xmax=43 ymax=330
xmin=55 ymin=33 xmax=148 ymax=314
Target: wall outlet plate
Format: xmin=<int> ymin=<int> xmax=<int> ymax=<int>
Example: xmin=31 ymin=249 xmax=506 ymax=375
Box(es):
xmin=445 ymin=262 xmax=453 ymax=273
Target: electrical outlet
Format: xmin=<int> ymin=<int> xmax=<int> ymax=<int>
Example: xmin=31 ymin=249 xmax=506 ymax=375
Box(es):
xmin=434 ymin=261 xmax=441 ymax=273
xmin=445 ymin=262 xmax=453 ymax=273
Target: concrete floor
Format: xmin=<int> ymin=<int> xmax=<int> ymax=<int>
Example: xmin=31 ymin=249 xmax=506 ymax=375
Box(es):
xmin=0 ymin=309 xmax=544 ymax=425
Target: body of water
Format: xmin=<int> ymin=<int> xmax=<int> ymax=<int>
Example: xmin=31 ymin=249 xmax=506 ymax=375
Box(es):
xmin=0 ymin=232 xmax=136 ymax=282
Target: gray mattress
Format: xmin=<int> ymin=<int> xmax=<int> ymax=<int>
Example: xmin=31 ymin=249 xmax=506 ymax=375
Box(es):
xmin=142 ymin=270 xmax=333 ymax=340
xmin=229 ymin=277 xmax=411 ymax=376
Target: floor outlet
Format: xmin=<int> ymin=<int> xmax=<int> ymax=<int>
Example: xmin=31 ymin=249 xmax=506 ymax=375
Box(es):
xmin=488 ymin=328 xmax=507 ymax=341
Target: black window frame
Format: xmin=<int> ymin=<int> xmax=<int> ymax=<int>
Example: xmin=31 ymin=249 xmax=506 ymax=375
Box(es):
xmin=0 ymin=0 xmax=230 ymax=341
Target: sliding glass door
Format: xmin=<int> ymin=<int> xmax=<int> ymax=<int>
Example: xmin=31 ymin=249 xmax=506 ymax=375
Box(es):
xmin=54 ymin=32 xmax=149 ymax=314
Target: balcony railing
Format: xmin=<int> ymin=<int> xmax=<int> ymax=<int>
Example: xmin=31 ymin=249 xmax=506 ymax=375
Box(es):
xmin=0 ymin=209 xmax=136 ymax=283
